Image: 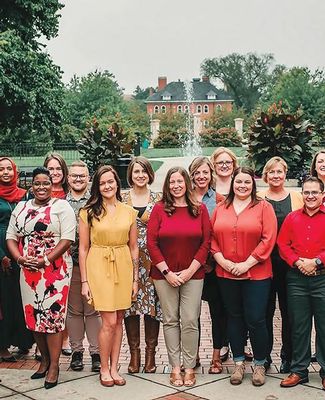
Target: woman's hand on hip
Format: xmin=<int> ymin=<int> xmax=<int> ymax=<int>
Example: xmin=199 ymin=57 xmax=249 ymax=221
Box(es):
xmin=165 ymin=271 xmax=184 ymax=287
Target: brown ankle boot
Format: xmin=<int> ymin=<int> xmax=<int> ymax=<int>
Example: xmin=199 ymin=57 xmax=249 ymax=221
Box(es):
xmin=124 ymin=315 xmax=140 ymax=373
xmin=144 ymin=316 xmax=160 ymax=373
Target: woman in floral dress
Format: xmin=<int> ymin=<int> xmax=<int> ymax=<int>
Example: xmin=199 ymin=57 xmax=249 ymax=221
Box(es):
xmin=122 ymin=157 xmax=162 ymax=373
xmin=6 ymin=167 xmax=76 ymax=389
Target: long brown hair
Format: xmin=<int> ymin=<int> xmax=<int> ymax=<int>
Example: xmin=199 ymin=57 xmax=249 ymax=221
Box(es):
xmin=310 ymin=149 xmax=325 ymax=177
xmin=43 ymin=153 xmax=69 ymax=193
xmin=162 ymin=166 xmax=200 ymax=217
xmin=225 ymin=166 xmax=260 ymax=208
xmin=83 ymin=165 xmax=122 ymax=224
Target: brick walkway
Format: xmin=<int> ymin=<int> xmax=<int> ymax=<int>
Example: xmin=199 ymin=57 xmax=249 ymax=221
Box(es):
xmin=0 ymin=302 xmax=317 ymax=375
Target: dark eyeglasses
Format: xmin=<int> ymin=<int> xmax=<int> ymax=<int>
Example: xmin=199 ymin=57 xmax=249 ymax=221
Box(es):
xmin=69 ymin=174 xmax=88 ymax=180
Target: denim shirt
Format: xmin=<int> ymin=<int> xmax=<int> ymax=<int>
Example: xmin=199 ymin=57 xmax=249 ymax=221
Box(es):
xmin=202 ymin=187 xmax=216 ymax=217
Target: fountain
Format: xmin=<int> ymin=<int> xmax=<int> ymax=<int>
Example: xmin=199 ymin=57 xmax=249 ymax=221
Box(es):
xmin=181 ymin=80 xmax=202 ymax=157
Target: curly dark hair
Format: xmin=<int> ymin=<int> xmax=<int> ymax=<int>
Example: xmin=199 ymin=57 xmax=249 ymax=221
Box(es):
xmin=162 ymin=166 xmax=200 ymax=217
xmin=83 ymin=165 xmax=122 ymax=225
xmin=32 ymin=167 xmax=52 ymax=182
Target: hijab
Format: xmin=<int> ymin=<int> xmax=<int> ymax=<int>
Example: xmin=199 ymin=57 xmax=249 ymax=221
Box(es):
xmin=0 ymin=157 xmax=26 ymax=202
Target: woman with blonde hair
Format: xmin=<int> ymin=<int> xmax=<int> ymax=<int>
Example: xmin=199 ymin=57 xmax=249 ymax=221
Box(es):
xmin=258 ymin=156 xmax=303 ymax=372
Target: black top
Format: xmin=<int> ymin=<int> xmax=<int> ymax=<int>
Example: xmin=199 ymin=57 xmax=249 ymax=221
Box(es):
xmin=134 ymin=205 xmax=147 ymax=219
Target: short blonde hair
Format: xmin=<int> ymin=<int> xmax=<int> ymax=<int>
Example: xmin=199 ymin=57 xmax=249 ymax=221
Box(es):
xmin=262 ymin=156 xmax=288 ymax=183
xmin=188 ymin=156 xmax=216 ymax=189
xmin=210 ymin=147 xmax=238 ymax=170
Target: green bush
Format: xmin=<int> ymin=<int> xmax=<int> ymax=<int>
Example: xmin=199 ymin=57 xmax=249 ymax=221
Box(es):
xmin=153 ymin=128 xmax=183 ymax=148
xmin=200 ymin=127 xmax=242 ymax=147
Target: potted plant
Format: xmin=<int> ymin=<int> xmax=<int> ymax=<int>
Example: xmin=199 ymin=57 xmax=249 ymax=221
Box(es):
xmin=77 ymin=118 xmax=135 ymax=188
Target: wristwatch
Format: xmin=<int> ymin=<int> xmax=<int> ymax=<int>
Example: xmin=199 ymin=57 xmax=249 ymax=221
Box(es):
xmin=162 ymin=268 xmax=170 ymax=276
xmin=43 ymin=255 xmax=51 ymax=266
xmin=315 ymin=258 xmax=323 ymax=268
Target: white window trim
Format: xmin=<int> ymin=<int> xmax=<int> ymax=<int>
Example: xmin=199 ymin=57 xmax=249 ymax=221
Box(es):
xmin=203 ymin=104 xmax=209 ymax=114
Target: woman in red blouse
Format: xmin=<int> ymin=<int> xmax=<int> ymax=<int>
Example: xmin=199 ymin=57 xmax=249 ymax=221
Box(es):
xmin=211 ymin=166 xmax=277 ymax=387
xmin=147 ymin=167 xmax=211 ymax=388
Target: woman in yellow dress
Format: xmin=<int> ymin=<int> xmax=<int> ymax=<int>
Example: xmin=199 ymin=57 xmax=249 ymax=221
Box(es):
xmin=79 ymin=165 xmax=139 ymax=387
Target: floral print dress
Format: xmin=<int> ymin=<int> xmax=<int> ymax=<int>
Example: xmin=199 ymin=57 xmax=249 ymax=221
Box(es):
xmin=122 ymin=191 xmax=162 ymax=321
xmin=6 ymin=198 xmax=76 ymax=333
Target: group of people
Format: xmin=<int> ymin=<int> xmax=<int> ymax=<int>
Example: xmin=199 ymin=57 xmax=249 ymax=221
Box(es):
xmin=0 ymin=148 xmax=325 ymax=391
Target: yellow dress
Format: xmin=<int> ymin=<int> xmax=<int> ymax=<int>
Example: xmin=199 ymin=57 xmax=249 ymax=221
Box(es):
xmin=79 ymin=202 xmax=138 ymax=311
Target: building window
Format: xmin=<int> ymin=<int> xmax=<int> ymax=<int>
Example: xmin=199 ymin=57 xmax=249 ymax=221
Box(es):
xmin=216 ymin=104 xmax=222 ymax=111
xmin=196 ymin=105 xmax=202 ymax=113
xmin=177 ymin=105 xmax=182 ymax=113
xmin=203 ymin=105 xmax=209 ymax=114
xmin=162 ymin=95 xmax=171 ymax=101
xmin=184 ymin=105 xmax=189 ymax=113
xmin=161 ymin=105 xmax=166 ymax=114
xmin=154 ymin=105 xmax=159 ymax=114
xmin=203 ymin=120 xmax=209 ymax=127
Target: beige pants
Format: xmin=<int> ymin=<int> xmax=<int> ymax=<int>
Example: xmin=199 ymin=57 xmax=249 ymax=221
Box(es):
xmin=67 ymin=266 xmax=101 ymax=355
xmin=154 ymin=278 xmax=203 ymax=369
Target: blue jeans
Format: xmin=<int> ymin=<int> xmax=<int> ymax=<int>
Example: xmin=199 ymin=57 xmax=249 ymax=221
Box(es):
xmin=219 ymin=278 xmax=271 ymax=364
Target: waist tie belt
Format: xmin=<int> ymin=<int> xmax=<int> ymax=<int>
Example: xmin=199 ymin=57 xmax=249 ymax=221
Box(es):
xmin=92 ymin=244 xmax=127 ymax=283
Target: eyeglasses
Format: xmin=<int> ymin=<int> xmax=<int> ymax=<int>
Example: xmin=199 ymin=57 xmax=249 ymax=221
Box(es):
xmin=302 ymin=191 xmax=322 ymax=197
xmin=70 ymin=174 xmax=88 ymax=180
xmin=33 ymin=181 xmax=52 ymax=188
xmin=215 ymin=161 xmax=233 ymax=167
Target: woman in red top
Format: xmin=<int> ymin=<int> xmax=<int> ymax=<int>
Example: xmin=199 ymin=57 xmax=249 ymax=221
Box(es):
xmin=211 ymin=166 xmax=277 ymax=387
xmin=44 ymin=153 xmax=69 ymax=200
xmin=147 ymin=167 xmax=211 ymax=388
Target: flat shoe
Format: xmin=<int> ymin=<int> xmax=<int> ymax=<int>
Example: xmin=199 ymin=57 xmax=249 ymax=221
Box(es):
xmin=184 ymin=372 xmax=196 ymax=387
xmin=113 ymin=378 xmax=126 ymax=386
xmin=100 ymin=374 xmax=114 ymax=387
xmin=169 ymin=372 xmax=183 ymax=387
xmin=208 ymin=359 xmax=223 ymax=374
xmin=61 ymin=348 xmax=72 ymax=356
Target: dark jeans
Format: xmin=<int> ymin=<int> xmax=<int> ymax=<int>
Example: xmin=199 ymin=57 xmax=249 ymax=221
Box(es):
xmin=287 ymin=269 xmax=325 ymax=379
xmin=219 ymin=278 xmax=271 ymax=363
xmin=202 ymin=271 xmax=228 ymax=349
xmin=266 ymin=256 xmax=292 ymax=362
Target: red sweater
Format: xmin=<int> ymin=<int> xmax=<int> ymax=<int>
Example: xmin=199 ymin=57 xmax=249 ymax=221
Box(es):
xmin=211 ymin=200 xmax=277 ymax=280
xmin=147 ymin=202 xmax=211 ymax=279
xmin=277 ymin=205 xmax=325 ymax=267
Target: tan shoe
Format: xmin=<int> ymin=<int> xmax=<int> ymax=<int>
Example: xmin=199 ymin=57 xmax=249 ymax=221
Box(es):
xmin=230 ymin=363 xmax=245 ymax=385
xmin=252 ymin=365 xmax=266 ymax=386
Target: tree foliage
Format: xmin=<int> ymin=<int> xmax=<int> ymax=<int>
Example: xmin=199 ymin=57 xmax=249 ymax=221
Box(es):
xmin=63 ymin=70 xmax=125 ymax=130
xmin=201 ymin=53 xmax=282 ymax=112
xmin=247 ymin=103 xmax=314 ymax=178
xmin=132 ymin=85 xmax=155 ymax=100
xmin=0 ymin=30 xmax=63 ymax=144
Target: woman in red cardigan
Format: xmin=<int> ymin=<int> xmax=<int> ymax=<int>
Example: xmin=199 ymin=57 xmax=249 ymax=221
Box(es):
xmin=147 ymin=167 xmax=211 ymax=388
xmin=211 ymin=166 xmax=277 ymax=387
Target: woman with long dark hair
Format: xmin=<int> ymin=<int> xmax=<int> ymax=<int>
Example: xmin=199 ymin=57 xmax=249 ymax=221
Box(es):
xmin=211 ymin=166 xmax=277 ymax=386
xmin=79 ymin=165 xmax=139 ymax=387
xmin=147 ymin=167 xmax=211 ymax=387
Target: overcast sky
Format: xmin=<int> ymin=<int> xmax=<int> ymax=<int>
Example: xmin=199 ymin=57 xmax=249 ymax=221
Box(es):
xmin=46 ymin=0 xmax=325 ymax=94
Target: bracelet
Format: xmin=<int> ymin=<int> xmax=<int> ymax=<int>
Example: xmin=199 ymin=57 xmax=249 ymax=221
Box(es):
xmin=81 ymin=280 xmax=88 ymax=284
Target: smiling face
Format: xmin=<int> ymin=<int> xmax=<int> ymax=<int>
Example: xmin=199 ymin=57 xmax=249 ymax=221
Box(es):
xmin=214 ymin=152 xmax=234 ymax=178
xmin=315 ymin=153 xmax=325 ymax=181
xmin=46 ymin=158 xmax=63 ymax=186
xmin=233 ymin=172 xmax=253 ymax=201
xmin=131 ymin=162 xmax=149 ymax=188
xmin=302 ymin=181 xmax=324 ymax=212
xmin=32 ymin=174 xmax=52 ymax=203
xmin=0 ymin=159 xmax=15 ymax=184
xmin=99 ymin=171 xmax=117 ymax=201
xmin=169 ymin=171 xmax=186 ymax=200
xmin=68 ymin=166 xmax=89 ymax=193
xmin=266 ymin=162 xmax=286 ymax=189
xmin=193 ymin=163 xmax=211 ymax=191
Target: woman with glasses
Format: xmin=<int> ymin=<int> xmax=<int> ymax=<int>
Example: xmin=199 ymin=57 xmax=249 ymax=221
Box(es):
xmin=43 ymin=153 xmax=69 ymax=200
xmin=258 ymin=157 xmax=303 ymax=373
xmin=0 ymin=157 xmax=34 ymax=361
xmin=6 ymin=167 xmax=76 ymax=389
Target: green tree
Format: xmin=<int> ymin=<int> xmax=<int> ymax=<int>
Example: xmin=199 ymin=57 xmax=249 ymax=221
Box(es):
xmin=132 ymin=86 xmax=154 ymax=100
xmin=0 ymin=0 xmax=64 ymax=145
xmin=0 ymin=30 xmax=63 ymax=144
xmin=63 ymin=70 xmax=125 ymax=130
xmin=201 ymin=53 xmax=282 ymax=112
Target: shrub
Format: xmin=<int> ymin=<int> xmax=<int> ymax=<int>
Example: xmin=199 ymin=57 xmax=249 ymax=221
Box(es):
xmin=200 ymin=127 xmax=242 ymax=147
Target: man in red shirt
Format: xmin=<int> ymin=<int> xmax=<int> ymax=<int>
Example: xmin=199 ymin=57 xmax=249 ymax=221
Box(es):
xmin=277 ymin=176 xmax=325 ymax=389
